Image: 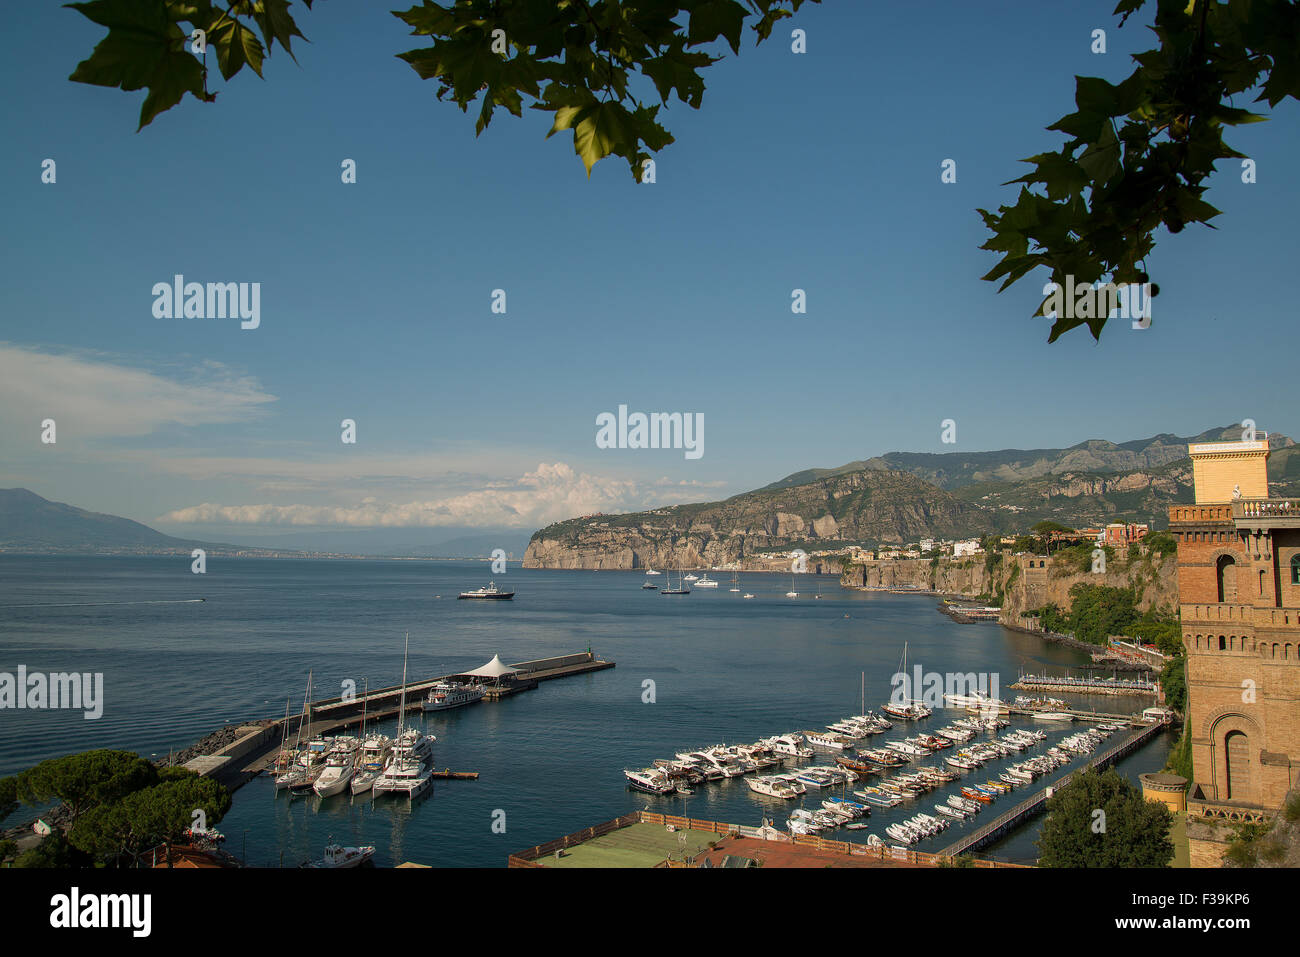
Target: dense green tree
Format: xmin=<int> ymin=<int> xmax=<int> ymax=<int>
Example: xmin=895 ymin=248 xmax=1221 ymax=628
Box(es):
xmin=64 ymin=1 xmax=1300 ymax=341
xmin=1066 ymin=581 xmax=1135 ymax=643
xmin=0 ymin=776 xmax=17 ymax=821
xmin=16 ymin=750 xmax=158 ymax=825
xmin=1159 ymin=655 xmax=1186 ymax=712
xmin=13 ymin=830 xmax=92 ymax=869
xmin=68 ymin=771 xmax=231 ymax=867
xmin=1037 ymin=767 xmax=1173 ymax=867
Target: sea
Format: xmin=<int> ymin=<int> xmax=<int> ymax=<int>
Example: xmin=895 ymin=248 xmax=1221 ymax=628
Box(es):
xmin=0 ymin=556 xmax=1172 ymax=866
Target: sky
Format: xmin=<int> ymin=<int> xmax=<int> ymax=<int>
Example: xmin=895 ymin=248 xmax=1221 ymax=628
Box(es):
xmin=0 ymin=0 xmax=1295 ymax=544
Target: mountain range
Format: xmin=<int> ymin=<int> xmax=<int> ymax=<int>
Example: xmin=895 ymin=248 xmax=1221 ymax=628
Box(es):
xmin=524 ymin=425 xmax=1298 ymax=569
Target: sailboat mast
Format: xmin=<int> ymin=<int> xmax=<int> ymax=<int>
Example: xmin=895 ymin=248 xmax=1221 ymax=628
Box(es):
xmin=396 ymin=633 xmax=410 ymax=737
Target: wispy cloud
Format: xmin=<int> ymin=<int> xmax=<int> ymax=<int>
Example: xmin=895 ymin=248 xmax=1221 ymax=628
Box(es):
xmin=157 ymin=462 xmax=723 ymax=529
xmin=0 ymin=344 xmax=275 ymax=437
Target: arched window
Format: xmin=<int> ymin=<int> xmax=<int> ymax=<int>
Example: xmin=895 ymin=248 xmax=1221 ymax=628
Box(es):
xmin=1217 ymin=555 xmax=1237 ymax=602
xmin=1219 ymin=635 xmax=1226 ymax=651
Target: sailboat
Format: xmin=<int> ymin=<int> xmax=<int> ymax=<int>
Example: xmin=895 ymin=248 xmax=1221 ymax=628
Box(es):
xmin=729 ymin=568 xmax=741 ymax=593
xmin=881 ymin=642 xmax=932 ymax=720
xmin=786 ymin=573 xmax=799 ymax=598
xmin=660 ymin=568 xmax=690 ymax=595
xmin=372 ymin=635 xmax=434 ymax=799
xmin=275 ymin=672 xmax=314 ymax=791
xmin=350 ymin=678 xmax=382 ymax=795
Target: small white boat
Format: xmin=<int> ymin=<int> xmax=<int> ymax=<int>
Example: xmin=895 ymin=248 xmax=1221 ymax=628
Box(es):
xmin=693 ymin=575 xmax=719 ymax=588
xmin=743 ymin=593 xmax=755 ymax=599
xmin=303 ymin=844 xmax=376 ymax=868
xmin=684 ymin=573 xmax=699 ymax=581
xmin=313 ymin=756 xmax=356 ymax=797
xmin=644 ymin=567 xmax=661 ymax=575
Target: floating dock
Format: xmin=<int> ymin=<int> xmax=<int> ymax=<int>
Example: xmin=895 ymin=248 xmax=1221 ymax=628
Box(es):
xmin=937 ymin=720 xmax=1169 ymax=857
xmin=1010 ymin=673 xmax=1160 ymax=696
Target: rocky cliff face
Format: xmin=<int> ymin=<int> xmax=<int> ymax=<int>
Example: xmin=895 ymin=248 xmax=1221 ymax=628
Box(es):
xmin=524 ymin=467 xmax=991 ymax=570
xmin=841 ymin=550 xmax=1179 ymax=625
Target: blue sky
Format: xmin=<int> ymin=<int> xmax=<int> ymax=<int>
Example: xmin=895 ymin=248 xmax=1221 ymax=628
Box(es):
xmin=0 ymin=0 xmax=1294 ymax=542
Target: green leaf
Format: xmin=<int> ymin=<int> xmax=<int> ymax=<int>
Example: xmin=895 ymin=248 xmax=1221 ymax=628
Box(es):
xmin=687 ymin=0 xmax=748 ymax=55
xmin=66 ymin=0 xmax=207 ymax=129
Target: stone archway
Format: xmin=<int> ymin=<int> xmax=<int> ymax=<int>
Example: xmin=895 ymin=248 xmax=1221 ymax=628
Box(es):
xmin=1204 ymin=712 xmax=1262 ymax=804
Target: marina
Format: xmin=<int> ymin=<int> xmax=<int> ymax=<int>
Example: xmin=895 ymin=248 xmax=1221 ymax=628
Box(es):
xmin=1010 ymin=672 xmax=1161 ymax=696
xmin=0 ymin=558 xmax=1172 ymax=867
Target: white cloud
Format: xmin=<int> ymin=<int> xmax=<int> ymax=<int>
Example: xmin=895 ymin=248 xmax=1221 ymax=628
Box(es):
xmin=0 ymin=344 xmax=275 ymax=437
xmin=157 ymin=462 xmax=714 ymax=529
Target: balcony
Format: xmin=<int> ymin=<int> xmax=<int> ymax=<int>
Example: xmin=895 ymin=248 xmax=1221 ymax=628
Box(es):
xmin=1233 ymin=498 xmax=1300 ymax=531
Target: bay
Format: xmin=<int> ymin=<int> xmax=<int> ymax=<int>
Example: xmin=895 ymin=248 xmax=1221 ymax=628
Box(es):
xmin=0 ymin=556 xmax=1171 ymax=866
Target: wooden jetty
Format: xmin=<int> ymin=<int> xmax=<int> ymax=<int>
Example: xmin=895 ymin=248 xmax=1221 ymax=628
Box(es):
xmin=937 ymin=720 xmax=1170 ymax=858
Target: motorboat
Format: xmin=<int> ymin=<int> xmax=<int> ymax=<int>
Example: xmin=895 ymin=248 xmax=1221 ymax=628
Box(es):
xmin=693 ymin=575 xmax=719 ymax=588
xmin=743 ymin=593 xmax=755 ymax=599
xmin=302 ymin=844 xmax=376 ymax=868
xmin=458 ymin=581 xmax=515 ymax=600
xmin=747 ymin=776 xmax=798 ymax=799
xmin=642 ymin=581 xmax=661 ymax=589
xmin=803 ymin=730 xmax=854 ymax=751
xmin=313 ymin=754 xmax=357 ymax=797
xmin=765 ymin=733 xmax=814 ymax=758
xmin=624 ymin=768 xmax=677 ymax=795
xmin=644 ymin=567 xmax=661 ymax=575
xmin=423 ymin=681 xmax=485 ymax=712
xmin=683 ymin=573 xmax=699 ymax=581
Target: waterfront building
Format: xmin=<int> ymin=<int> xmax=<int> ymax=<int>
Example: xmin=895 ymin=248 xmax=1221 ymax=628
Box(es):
xmin=953 ymin=539 xmax=983 ymax=558
xmin=1169 ymin=436 xmax=1300 ymax=865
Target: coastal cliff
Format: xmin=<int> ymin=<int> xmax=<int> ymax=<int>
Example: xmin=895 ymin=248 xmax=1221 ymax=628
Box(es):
xmin=524 ymin=468 xmax=989 ymax=570
xmin=840 ymin=549 xmax=1180 ymax=626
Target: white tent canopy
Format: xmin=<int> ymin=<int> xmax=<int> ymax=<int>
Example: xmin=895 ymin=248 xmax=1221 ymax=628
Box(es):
xmin=461 ymin=654 xmax=518 ymax=679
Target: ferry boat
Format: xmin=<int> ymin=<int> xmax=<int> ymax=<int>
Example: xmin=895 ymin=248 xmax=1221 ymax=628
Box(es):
xmin=423 ymin=681 xmax=485 ymax=712
xmin=458 ymin=581 xmax=514 ymax=600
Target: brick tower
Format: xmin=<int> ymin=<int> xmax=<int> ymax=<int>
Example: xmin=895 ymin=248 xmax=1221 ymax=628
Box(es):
xmin=1169 ymin=436 xmax=1300 ymax=864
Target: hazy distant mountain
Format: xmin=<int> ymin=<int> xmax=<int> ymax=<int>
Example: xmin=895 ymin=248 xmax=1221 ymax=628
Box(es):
xmin=760 ymin=426 xmax=1295 ymax=491
xmin=0 ymin=490 xmax=528 ymax=558
xmin=0 ymin=488 xmax=207 ymax=553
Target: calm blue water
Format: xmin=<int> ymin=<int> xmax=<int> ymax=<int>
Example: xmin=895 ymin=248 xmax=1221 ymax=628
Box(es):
xmin=0 ymin=556 xmax=1171 ymax=865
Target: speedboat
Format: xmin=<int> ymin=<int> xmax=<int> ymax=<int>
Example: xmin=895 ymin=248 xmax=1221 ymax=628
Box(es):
xmin=457 ymin=581 xmax=515 ymax=600
xmin=743 ymin=593 xmax=755 ymax=599
xmin=302 ymin=844 xmax=376 ymax=868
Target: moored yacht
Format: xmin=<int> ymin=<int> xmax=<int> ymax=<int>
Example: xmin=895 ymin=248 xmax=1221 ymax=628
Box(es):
xmin=423 ymin=680 xmax=485 ymax=712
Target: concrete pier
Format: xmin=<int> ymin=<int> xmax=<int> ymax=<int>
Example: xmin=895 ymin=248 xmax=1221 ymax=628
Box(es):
xmin=182 ymin=651 xmax=614 ymax=792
